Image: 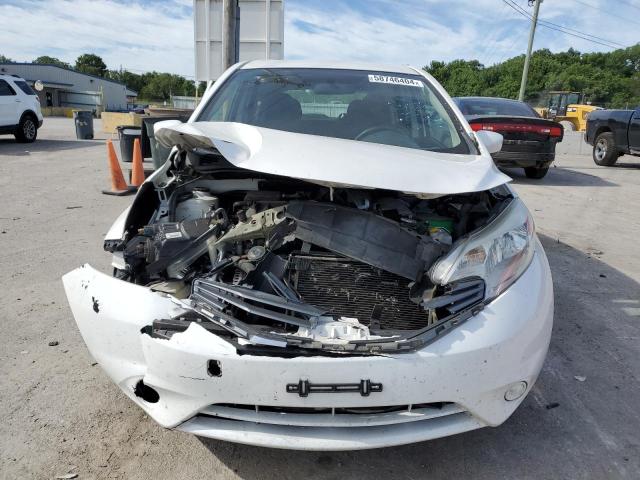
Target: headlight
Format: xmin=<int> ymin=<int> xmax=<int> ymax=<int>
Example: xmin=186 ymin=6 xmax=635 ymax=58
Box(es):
xmin=429 ymin=198 xmax=535 ymax=300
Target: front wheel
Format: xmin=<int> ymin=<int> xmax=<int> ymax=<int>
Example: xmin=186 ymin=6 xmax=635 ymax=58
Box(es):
xmin=14 ymin=115 xmax=38 ymax=143
xmin=524 ymin=166 xmax=549 ymax=179
xmin=593 ymin=132 xmax=618 ymax=166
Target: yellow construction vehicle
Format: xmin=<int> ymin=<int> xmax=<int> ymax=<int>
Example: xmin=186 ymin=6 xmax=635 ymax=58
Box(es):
xmin=534 ymin=91 xmax=601 ymax=132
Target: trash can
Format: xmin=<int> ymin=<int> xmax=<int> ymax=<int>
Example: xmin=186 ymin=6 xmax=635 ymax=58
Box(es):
xmin=116 ymin=125 xmax=141 ymax=163
xmin=73 ymin=110 xmax=94 ymax=140
xmin=142 ymin=117 xmax=174 ymax=169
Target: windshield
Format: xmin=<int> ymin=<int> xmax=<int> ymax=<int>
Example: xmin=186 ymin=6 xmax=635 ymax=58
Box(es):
xmin=456 ymin=97 xmax=538 ymax=117
xmin=198 ymin=68 xmax=474 ymax=154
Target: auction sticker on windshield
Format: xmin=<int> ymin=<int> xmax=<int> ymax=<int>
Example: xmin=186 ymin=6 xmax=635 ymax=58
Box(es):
xmin=368 ymin=74 xmax=423 ymax=87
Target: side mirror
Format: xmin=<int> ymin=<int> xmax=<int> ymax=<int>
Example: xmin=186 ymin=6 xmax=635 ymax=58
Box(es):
xmin=475 ymin=130 xmax=503 ymax=154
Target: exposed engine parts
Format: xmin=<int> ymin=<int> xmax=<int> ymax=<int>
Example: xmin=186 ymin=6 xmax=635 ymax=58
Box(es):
xmin=110 ymin=160 xmax=507 ymax=354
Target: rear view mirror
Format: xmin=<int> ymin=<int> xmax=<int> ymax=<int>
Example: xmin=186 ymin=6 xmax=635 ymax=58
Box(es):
xmin=475 ymin=130 xmax=503 ymax=154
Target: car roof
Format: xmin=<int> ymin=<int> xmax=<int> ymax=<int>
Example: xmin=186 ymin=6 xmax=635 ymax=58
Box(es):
xmin=0 ymin=74 xmax=24 ymax=81
xmin=239 ymin=60 xmax=420 ymax=75
xmin=455 ymin=96 xmax=527 ymax=104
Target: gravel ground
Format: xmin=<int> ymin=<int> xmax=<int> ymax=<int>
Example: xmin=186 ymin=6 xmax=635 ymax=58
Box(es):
xmin=1 ymin=118 xmax=639 ymax=479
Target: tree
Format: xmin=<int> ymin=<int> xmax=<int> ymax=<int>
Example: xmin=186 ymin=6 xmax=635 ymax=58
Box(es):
xmin=34 ymin=55 xmax=70 ymax=68
xmin=107 ymin=69 xmax=145 ymax=93
xmin=139 ymin=72 xmax=196 ymax=100
xmin=75 ymin=53 xmax=107 ymax=77
xmin=424 ymin=44 xmax=640 ymax=108
xmin=0 ymin=54 xmax=13 ymax=63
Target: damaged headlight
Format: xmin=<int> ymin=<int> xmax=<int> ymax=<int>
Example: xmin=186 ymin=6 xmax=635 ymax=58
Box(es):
xmin=429 ymin=198 xmax=535 ymax=300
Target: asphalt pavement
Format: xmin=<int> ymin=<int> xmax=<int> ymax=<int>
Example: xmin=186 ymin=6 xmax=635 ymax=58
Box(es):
xmin=1 ymin=118 xmax=638 ymax=479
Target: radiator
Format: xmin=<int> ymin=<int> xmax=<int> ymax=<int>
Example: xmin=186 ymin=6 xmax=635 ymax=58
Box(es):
xmin=286 ymin=253 xmax=432 ymax=331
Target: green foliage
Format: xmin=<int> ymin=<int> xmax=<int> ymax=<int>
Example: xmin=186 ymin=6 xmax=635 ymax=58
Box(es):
xmin=107 ymin=69 xmax=146 ymax=93
xmin=0 ymin=54 xmax=13 ymax=63
xmin=33 ymin=55 xmax=70 ymax=68
xmin=75 ymin=53 xmax=107 ymax=77
xmin=139 ymin=72 xmax=195 ymax=100
xmin=107 ymin=69 xmax=204 ymax=100
xmin=424 ymin=45 xmax=640 ymax=108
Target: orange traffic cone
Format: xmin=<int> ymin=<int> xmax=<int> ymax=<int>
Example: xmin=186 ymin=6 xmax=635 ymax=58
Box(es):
xmin=102 ymin=139 xmax=135 ymax=196
xmin=131 ymin=138 xmax=146 ymax=188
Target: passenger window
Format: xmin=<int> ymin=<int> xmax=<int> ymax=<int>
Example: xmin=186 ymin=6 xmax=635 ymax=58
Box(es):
xmin=0 ymin=80 xmax=16 ymax=96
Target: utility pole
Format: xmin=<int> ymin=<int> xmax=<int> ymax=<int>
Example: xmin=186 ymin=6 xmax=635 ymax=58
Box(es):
xmin=222 ymin=0 xmax=239 ymax=70
xmin=518 ymin=0 xmax=542 ymax=102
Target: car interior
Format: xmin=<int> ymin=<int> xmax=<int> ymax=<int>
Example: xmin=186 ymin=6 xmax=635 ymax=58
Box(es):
xmin=200 ymin=69 xmax=465 ymax=152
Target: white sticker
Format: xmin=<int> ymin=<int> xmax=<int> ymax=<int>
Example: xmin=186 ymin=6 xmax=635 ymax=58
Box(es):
xmin=165 ymin=231 xmax=183 ymax=239
xmin=368 ymin=74 xmax=423 ymax=87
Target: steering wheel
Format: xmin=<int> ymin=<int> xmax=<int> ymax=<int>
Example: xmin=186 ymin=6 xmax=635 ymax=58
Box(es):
xmin=354 ymin=125 xmax=421 ymax=149
xmin=355 ymin=125 xmax=411 ymax=141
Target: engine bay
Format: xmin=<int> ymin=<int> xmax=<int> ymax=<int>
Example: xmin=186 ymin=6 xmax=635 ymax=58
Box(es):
xmin=107 ymin=148 xmax=512 ymax=354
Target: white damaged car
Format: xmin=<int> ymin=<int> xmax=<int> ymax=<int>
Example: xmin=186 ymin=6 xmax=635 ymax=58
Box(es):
xmin=63 ymin=61 xmax=553 ymax=450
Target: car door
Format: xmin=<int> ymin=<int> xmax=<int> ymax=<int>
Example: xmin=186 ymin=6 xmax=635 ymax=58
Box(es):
xmin=0 ymin=79 xmax=19 ymax=126
xmin=629 ymin=108 xmax=640 ymax=153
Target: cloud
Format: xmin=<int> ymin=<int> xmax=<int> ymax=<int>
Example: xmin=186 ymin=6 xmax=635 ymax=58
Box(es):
xmin=0 ymin=0 xmax=637 ymax=79
xmin=284 ymin=0 xmax=640 ymax=68
xmin=0 ymin=0 xmax=195 ymax=76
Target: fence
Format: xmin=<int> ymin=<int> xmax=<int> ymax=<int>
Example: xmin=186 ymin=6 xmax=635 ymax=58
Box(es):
xmin=171 ymin=95 xmax=200 ymax=110
xmin=301 ymin=102 xmax=349 ymax=118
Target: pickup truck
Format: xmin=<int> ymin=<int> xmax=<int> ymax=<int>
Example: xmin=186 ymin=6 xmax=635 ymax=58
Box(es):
xmin=585 ymin=108 xmax=640 ymax=165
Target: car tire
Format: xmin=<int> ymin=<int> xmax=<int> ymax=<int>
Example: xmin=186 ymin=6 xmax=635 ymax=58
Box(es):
xmin=560 ymin=120 xmax=575 ymax=132
xmin=593 ymin=132 xmax=618 ymax=166
xmin=524 ymin=166 xmax=549 ymax=179
xmin=14 ymin=115 xmax=38 ymax=143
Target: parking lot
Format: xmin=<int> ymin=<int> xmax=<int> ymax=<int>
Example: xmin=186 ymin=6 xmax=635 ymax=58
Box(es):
xmin=1 ymin=117 xmax=639 ymax=479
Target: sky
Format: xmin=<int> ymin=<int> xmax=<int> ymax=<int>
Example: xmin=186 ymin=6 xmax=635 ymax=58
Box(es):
xmin=0 ymin=0 xmax=638 ymax=78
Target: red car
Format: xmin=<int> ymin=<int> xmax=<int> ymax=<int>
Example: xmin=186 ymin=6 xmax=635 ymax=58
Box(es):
xmin=455 ymin=96 xmax=564 ymax=179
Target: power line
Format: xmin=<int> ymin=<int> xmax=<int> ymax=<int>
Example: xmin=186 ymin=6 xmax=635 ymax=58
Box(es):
xmin=617 ymin=0 xmax=640 ymax=13
xmin=532 ymin=15 xmax=627 ymax=47
xmin=505 ymin=0 xmax=624 ymax=47
xmin=571 ymin=0 xmax=640 ymax=27
xmin=502 ymin=0 xmax=625 ymax=49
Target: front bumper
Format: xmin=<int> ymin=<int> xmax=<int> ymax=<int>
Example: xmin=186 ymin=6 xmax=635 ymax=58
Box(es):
xmin=62 ymin=241 xmax=553 ymax=450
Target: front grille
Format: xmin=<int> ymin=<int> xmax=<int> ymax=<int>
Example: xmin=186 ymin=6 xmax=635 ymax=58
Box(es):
xmin=286 ymin=253 xmax=433 ymax=331
xmin=212 ymin=402 xmax=454 ymax=415
xmin=198 ymin=402 xmax=466 ymax=428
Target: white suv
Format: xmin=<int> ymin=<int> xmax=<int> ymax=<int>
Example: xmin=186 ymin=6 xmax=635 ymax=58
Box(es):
xmin=0 ymin=74 xmax=43 ymax=143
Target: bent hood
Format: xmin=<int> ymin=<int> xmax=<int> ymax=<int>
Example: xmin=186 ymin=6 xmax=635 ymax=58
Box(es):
xmin=155 ymin=121 xmax=511 ymax=195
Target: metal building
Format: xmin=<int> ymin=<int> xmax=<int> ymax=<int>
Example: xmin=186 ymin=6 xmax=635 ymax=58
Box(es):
xmin=0 ymin=63 xmax=135 ymax=111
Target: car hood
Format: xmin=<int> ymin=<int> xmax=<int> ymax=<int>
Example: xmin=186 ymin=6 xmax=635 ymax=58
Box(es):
xmin=155 ymin=121 xmax=511 ymax=195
